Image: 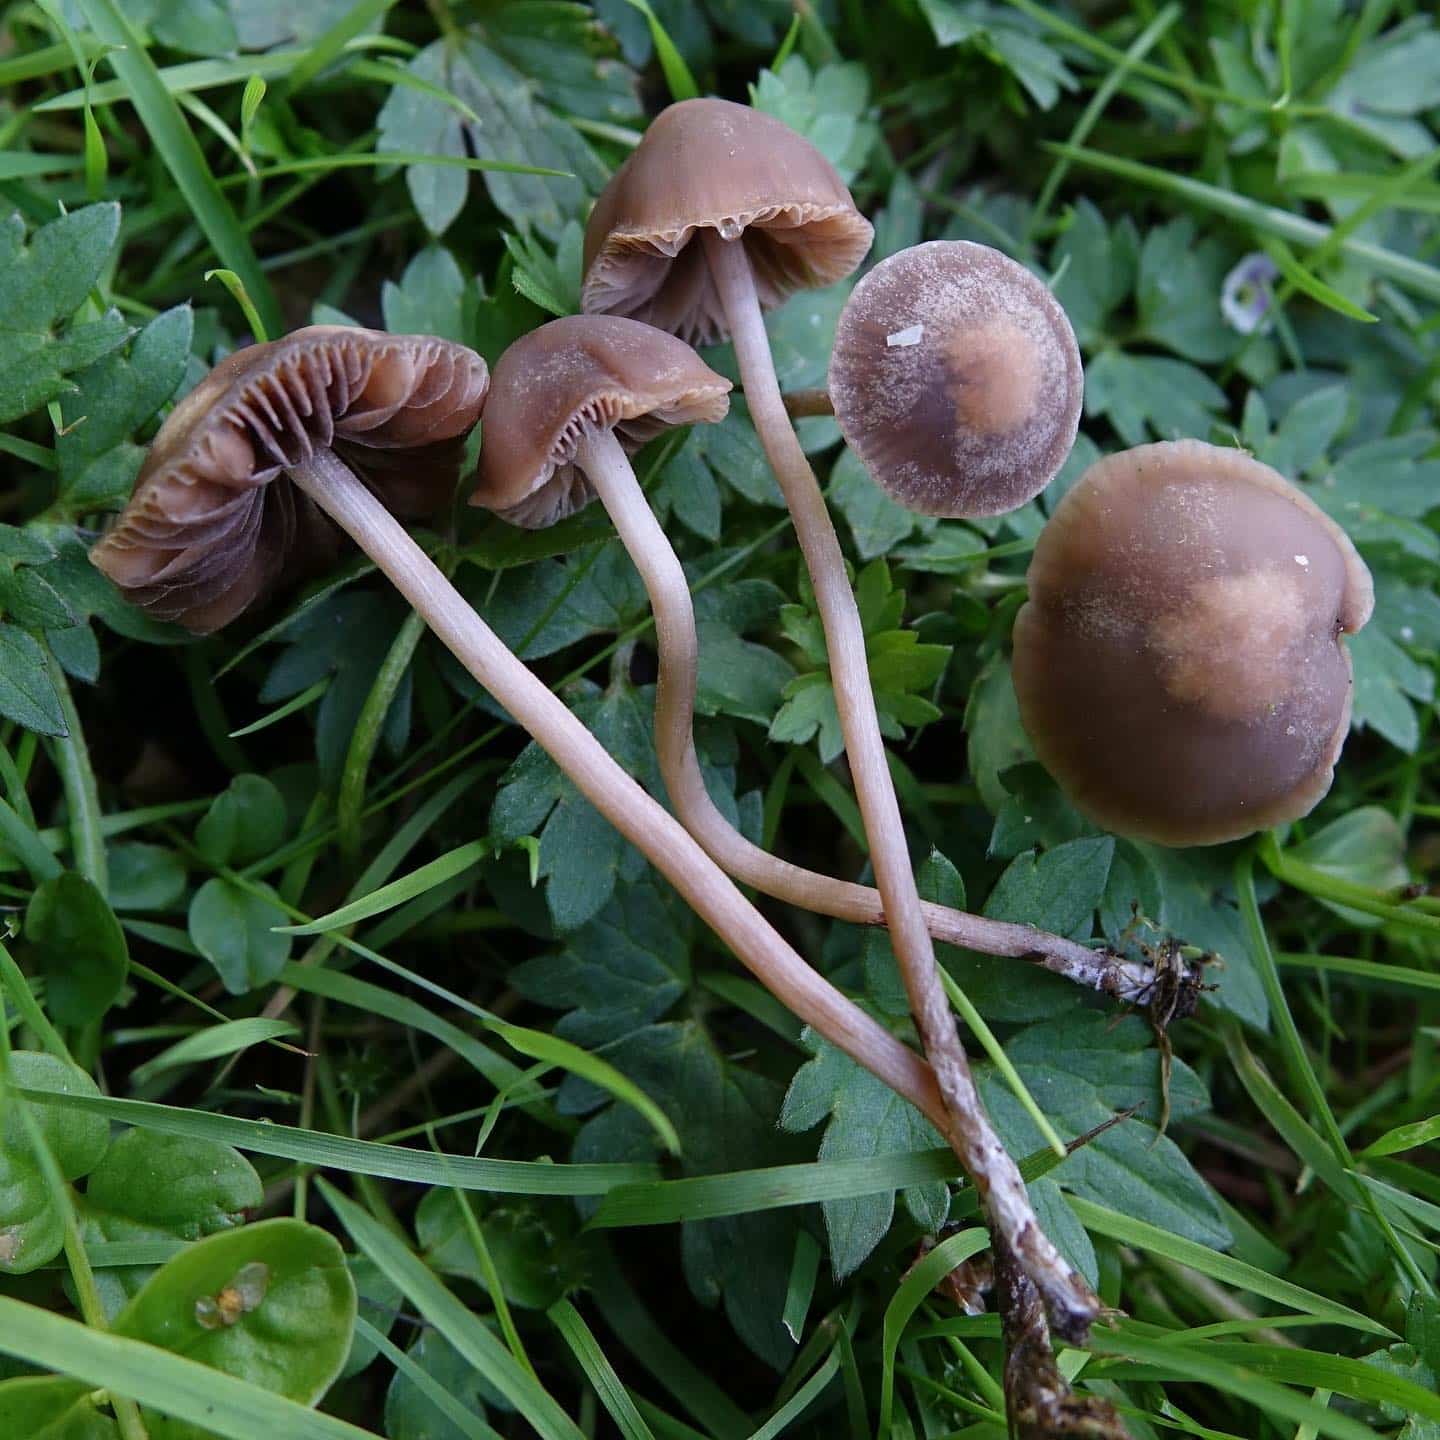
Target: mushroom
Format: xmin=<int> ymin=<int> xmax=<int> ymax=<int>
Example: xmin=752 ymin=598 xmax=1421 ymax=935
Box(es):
xmin=91 ymin=325 xmax=948 ymax=1143
xmin=474 ymin=318 xmax=1160 ymax=1005
xmin=827 ymin=240 xmax=1083 ymax=517
xmin=1012 ymin=439 xmax=1375 ymax=846
xmin=582 ymin=101 xmax=1100 ymax=1339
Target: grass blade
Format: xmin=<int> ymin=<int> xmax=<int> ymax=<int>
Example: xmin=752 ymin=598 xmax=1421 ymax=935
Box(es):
xmin=322 ymin=1181 xmax=588 ymax=1440
xmin=74 ymin=0 xmax=282 ymax=337
xmin=0 ymin=1297 xmax=377 ymax=1440
xmin=129 ymin=1017 xmax=300 ymax=1088
xmin=549 ymin=1298 xmax=657 ymax=1440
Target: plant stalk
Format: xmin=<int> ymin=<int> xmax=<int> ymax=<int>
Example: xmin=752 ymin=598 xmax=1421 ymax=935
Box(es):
xmin=578 ymin=427 xmax=1160 ymax=1006
xmin=703 ymin=231 xmax=1098 ymax=1340
xmin=285 ymin=448 xmax=947 ymax=1133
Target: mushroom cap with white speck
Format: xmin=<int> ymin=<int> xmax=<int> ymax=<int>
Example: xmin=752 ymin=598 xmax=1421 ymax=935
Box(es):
xmin=828 ymin=240 xmax=1082 ymax=518
xmin=1011 ymin=439 xmax=1374 ymax=846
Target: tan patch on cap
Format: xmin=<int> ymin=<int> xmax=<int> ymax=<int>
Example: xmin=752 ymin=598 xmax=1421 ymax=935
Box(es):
xmin=1151 ymin=568 xmax=1308 ymax=721
xmin=948 ymin=318 xmax=1042 ymax=436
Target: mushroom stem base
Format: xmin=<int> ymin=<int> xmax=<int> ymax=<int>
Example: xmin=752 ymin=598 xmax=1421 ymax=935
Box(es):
xmin=285 ymin=447 xmax=946 ymax=1130
xmin=703 ymin=231 xmax=1099 ymax=1341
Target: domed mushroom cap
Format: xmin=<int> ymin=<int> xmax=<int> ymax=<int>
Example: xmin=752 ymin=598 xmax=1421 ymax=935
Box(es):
xmin=470 ymin=315 xmax=731 ymax=529
xmin=1012 ymin=440 xmax=1373 ymax=847
xmin=90 ymin=327 xmax=489 ymax=634
xmin=581 ymin=98 xmax=873 ymax=347
xmin=828 ymin=241 xmax=1082 ymax=518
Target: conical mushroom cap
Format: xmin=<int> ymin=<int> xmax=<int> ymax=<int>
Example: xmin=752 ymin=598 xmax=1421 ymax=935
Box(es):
xmin=90 ymin=326 xmax=489 ymax=633
xmin=471 ymin=315 xmax=731 ymax=529
xmin=828 ymin=241 xmax=1082 ymax=518
xmin=1012 ymin=440 xmax=1374 ymax=847
xmin=581 ymin=98 xmax=873 ymax=346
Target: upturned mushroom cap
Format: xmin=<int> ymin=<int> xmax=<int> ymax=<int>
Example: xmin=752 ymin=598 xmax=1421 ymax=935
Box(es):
xmin=580 ymin=98 xmax=873 ymax=346
xmin=828 ymin=241 xmax=1082 ymax=518
xmin=1012 ymin=440 xmax=1373 ymax=847
xmin=470 ymin=315 xmax=731 ymax=529
xmin=90 ymin=327 xmax=488 ymax=634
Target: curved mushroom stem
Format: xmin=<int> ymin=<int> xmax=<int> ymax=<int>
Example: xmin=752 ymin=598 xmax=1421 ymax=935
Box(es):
xmin=284 ymin=447 xmax=946 ymax=1131
xmin=577 ymin=429 xmax=1161 ymax=1006
xmin=703 ymin=232 xmax=1099 ymax=1341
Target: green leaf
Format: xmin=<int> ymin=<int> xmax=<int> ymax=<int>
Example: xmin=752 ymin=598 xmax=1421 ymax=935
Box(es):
xmin=829 ymin=447 xmax=926 ymax=561
xmin=110 ymin=1218 xmax=356 ymax=1433
xmin=383 ymin=1328 xmax=498 ymax=1440
xmin=751 ymin=57 xmax=876 ymax=183
xmin=491 ymin=681 xmax=662 ymax=929
xmin=0 ymin=1052 xmax=110 ymax=1274
xmin=0 ymin=1297 xmax=375 ymax=1440
xmin=81 ymin=1129 xmax=263 ymax=1317
xmin=1289 ymin=806 xmax=1410 ymax=927
xmin=0 ymin=204 xmax=129 ymax=427
xmin=107 ymin=843 xmax=187 ymax=912
xmin=1084 ymin=348 xmax=1228 ymax=447
xmin=322 ymin=1182 xmax=589 ymax=1440
xmin=381 ymin=245 xmax=476 ymax=345
xmin=131 ymin=1019 xmax=301 ymax=1089
xmin=0 ymin=1377 xmax=116 ymax=1439
xmin=187 ymin=877 xmax=293 ymax=995
xmin=417 ymin=1189 xmax=581 ymax=1311
xmin=511 ymin=876 xmax=692 ymax=1046
xmin=377 ymin=36 xmax=602 ymax=239
xmin=1349 ymin=623 xmax=1433 ymax=753
xmin=25 ymin=871 xmax=129 ymax=1026
xmin=195 ymin=774 xmax=289 ymax=868
xmin=980 ymin=1012 xmax=1228 ymax=1248
xmin=0 ymin=623 xmax=67 ymax=736
xmin=779 ymin=1033 xmax=946 ymax=1279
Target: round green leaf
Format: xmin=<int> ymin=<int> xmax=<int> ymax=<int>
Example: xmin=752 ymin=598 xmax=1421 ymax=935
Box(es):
xmin=187 ymin=877 xmax=292 ymax=995
xmin=25 ymin=872 xmax=129 ymax=1025
xmin=0 ymin=1145 xmax=63 ymax=1275
xmin=82 ymin=1131 xmax=263 ymax=1316
xmin=111 ymin=1217 xmax=356 ymax=1433
xmin=107 ymin=843 xmax=187 ymax=912
xmin=4 ymin=1052 xmax=110 ymax=1180
xmin=195 ymin=774 xmax=287 ymax=867
xmin=0 ymin=1376 xmax=117 ymax=1438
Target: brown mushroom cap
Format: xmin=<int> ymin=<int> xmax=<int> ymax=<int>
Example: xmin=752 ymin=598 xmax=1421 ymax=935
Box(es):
xmin=580 ymin=98 xmax=873 ymax=347
xmin=828 ymin=241 xmax=1083 ymax=518
xmin=1011 ymin=440 xmax=1374 ymax=847
xmin=90 ymin=326 xmax=488 ymax=634
xmin=469 ymin=315 xmax=731 ymax=529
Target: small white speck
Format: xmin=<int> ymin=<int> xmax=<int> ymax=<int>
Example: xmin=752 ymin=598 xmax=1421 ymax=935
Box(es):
xmin=1401 ymin=625 xmax=1415 ymax=642
xmin=1285 ymin=725 xmax=1297 ymax=736
xmin=1023 ymin=815 xmax=1033 ymax=825
xmin=886 ymin=324 xmax=924 ymax=348
xmin=1294 ymin=554 xmax=1309 ymax=567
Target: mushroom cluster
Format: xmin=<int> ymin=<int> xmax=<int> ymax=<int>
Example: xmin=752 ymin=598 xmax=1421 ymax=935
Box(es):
xmin=87 ymin=88 xmax=1374 ymax=1402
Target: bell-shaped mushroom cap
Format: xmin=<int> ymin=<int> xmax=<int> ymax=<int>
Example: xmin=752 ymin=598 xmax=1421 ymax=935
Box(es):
xmin=581 ymin=98 xmax=873 ymax=346
xmin=1012 ymin=440 xmax=1374 ymax=847
xmin=90 ymin=326 xmax=489 ymax=634
xmin=470 ymin=315 xmax=731 ymax=529
xmin=828 ymin=241 xmax=1082 ymax=518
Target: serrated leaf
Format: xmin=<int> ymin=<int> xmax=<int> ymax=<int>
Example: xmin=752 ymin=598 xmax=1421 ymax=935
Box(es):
xmin=54 ymin=304 xmax=194 ymax=514
xmin=0 ymin=205 xmax=129 ymax=426
xmin=380 ymin=246 xmax=475 ymax=345
xmin=377 ymin=36 xmax=604 ymax=239
xmin=1349 ymin=622 xmax=1433 ymax=752
xmin=0 ymin=624 xmax=66 ymax=736
xmin=1084 ymin=349 xmax=1228 ymax=447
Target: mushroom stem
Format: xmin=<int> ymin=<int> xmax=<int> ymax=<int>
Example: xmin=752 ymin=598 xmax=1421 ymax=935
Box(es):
xmin=782 ymin=387 xmax=835 ymax=420
xmin=703 ymin=232 xmax=1099 ymax=1341
xmin=284 ymin=447 xmax=947 ymax=1132
xmin=577 ymin=429 xmax=1162 ymax=1006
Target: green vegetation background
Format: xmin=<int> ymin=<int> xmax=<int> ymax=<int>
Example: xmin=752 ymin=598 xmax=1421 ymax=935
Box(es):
xmin=0 ymin=0 xmax=1439 ymax=1436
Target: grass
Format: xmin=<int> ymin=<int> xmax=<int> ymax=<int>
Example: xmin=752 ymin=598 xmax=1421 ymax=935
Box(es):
xmin=0 ymin=1 xmax=1439 ymax=1438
